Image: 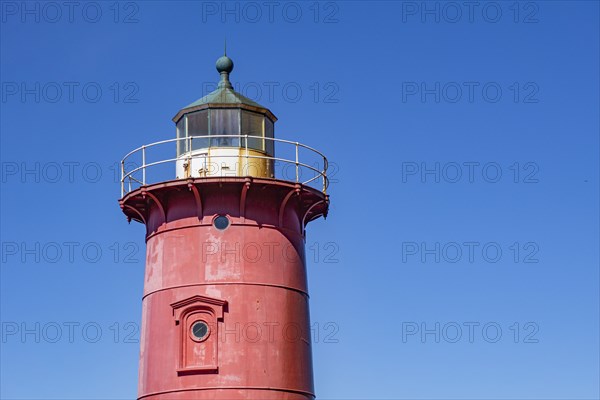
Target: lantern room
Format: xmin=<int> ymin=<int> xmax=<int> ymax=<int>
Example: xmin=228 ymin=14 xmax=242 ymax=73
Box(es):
xmin=173 ymin=53 xmax=277 ymax=179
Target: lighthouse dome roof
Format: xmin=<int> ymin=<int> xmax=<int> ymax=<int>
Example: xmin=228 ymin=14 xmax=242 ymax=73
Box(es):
xmin=172 ymin=53 xmax=275 ymax=123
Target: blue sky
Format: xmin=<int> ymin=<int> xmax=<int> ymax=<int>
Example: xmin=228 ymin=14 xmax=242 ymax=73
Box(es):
xmin=1 ymin=1 xmax=599 ymax=399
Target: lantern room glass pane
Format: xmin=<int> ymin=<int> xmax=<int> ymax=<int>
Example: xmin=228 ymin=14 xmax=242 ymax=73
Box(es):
xmin=176 ymin=117 xmax=187 ymax=156
xmin=210 ymin=109 xmax=240 ymax=147
xmin=188 ymin=110 xmax=209 ymax=150
xmin=241 ymin=110 xmax=264 ymax=151
xmin=265 ymin=118 xmax=274 ymax=156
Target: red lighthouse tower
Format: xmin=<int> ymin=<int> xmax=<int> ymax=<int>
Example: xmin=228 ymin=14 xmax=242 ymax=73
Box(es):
xmin=119 ymin=53 xmax=329 ymax=400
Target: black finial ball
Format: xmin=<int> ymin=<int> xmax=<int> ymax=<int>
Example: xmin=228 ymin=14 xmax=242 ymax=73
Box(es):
xmin=216 ymin=55 xmax=234 ymax=74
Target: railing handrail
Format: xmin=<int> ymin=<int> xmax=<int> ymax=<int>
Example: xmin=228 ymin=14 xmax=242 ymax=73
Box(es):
xmin=122 ymin=135 xmax=328 ymax=163
xmin=120 ymin=134 xmax=328 ymax=197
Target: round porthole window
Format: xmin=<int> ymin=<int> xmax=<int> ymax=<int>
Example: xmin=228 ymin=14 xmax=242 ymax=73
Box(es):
xmin=213 ymin=215 xmax=230 ymax=230
xmin=191 ymin=321 xmax=210 ymax=341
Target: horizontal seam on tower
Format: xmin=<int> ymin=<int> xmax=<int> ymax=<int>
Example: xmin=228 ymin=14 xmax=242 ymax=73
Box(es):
xmin=138 ymin=385 xmax=315 ymax=399
xmin=142 ymin=282 xmax=310 ymax=300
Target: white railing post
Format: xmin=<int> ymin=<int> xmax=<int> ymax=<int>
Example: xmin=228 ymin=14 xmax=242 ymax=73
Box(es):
xmin=323 ymin=156 xmax=327 ymax=194
xmin=142 ymin=145 xmax=146 ymax=186
xmin=121 ymin=160 xmax=125 ymax=197
xmin=187 ymin=136 xmax=192 ymax=178
xmin=245 ymin=134 xmax=248 ymax=176
xmin=295 ymin=142 xmax=299 ymax=182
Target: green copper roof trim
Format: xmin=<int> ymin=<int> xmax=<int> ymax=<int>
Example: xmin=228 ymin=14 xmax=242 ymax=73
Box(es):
xmin=183 ymin=86 xmax=265 ymax=109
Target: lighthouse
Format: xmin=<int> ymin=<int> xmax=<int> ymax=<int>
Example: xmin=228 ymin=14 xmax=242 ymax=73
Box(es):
xmin=119 ymin=52 xmax=329 ymax=399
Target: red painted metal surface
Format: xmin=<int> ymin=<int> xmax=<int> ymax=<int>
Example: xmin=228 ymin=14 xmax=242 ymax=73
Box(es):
xmin=120 ymin=177 xmax=328 ymax=400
